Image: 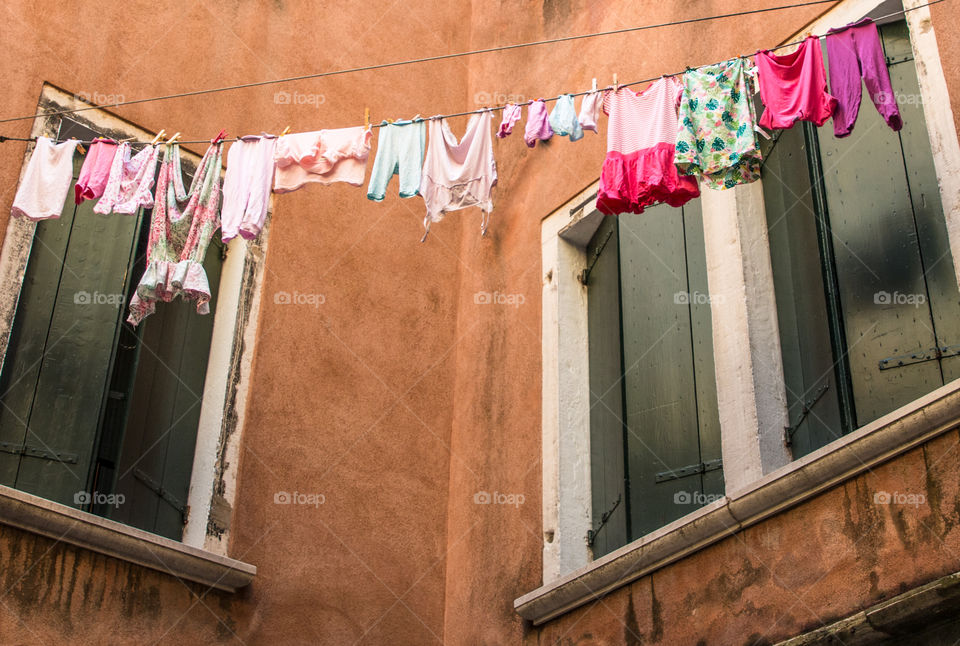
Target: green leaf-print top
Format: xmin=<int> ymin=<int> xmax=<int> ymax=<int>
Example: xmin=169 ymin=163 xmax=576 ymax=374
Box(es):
xmin=674 ymin=58 xmax=762 ymax=190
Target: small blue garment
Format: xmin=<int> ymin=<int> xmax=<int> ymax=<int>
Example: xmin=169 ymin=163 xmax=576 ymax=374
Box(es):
xmin=367 ymin=119 xmax=426 ymax=201
xmin=548 ymin=94 xmax=584 ymax=142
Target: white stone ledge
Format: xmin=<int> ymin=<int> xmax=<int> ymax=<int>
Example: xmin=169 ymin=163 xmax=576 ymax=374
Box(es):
xmin=0 ymin=484 xmax=255 ymax=592
xmin=515 ymin=379 xmax=960 ymax=625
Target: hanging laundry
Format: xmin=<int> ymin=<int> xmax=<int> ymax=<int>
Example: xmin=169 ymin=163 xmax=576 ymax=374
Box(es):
xmin=74 ymin=138 xmax=118 ymax=204
xmin=597 ymin=77 xmax=700 ymax=215
xmin=578 ymin=90 xmax=603 ymax=133
xmin=273 ymin=126 xmax=372 ymax=192
xmin=420 ymin=111 xmax=497 ymax=241
xmin=675 ymin=58 xmax=763 ymax=190
xmin=367 ymin=119 xmax=426 ymax=201
xmin=221 ymin=134 xmax=277 ymax=242
xmin=93 ymin=142 xmax=159 ymax=215
xmin=524 ymin=100 xmax=553 ymax=148
xmin=755 ymin=37 xmax=837 ymax=129
xmin=127 ymin=139 xmax=223 ymax=326
xmin=548 ymin=95 xmax=584 ymax=142
xmin=825 ymin=18 xmax=902 ymax=137
xmin=10 ymin=137 xmax=79 ymax=221
xmin=497 ymin=104 xmax=522 ymax=138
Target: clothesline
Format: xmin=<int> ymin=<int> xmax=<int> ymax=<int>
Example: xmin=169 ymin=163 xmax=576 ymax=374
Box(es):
xmin=0 ymin=0 xmax=839 ymax=128
xmin=8 ymin=7 xmax=928 ymax=324
xmin=0 ymin=0 xmax=942 ymax=148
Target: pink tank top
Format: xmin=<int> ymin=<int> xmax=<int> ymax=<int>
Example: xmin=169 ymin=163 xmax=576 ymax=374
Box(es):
xmin=602 ymin=77 xmax=682 ymax=153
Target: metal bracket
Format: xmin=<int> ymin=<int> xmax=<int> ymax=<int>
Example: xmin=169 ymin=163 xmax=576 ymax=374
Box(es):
xmin=654 ymin=458 xmax=722 ymax=484
xmin=0 ymin=441 xmax=78 ymax=464
xmin=785 ymin=383 xmax=830 ymax=444
xmin=886 ymin=53 xmax=914 ymax=66
xmin=134 ymin=468 xmax=187 ymax=520
xmin=879 ymin=344 xmax=960 ymax=371
xmin=578 ymin=226 xmax=616 ymax=285
xmin=586 ymin=493 xmax=621 ymax=547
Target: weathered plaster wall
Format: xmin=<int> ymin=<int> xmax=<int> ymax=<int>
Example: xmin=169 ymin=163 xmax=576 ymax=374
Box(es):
xmin=0 ymin=522 xmax=241 ymax=643
xmin=529 ymin=430 xmax=960 ymax=645
xmin=930 ymin=1 xmax=960 ymax=135
xmin=1 ymin=0 xmax=960 ymax=645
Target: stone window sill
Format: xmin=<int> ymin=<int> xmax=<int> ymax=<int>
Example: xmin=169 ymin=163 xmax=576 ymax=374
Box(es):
xmin=515 ymin=379 xmax=960 ymax=625
xmin=0 ymin=484 xmax=255 ymax=592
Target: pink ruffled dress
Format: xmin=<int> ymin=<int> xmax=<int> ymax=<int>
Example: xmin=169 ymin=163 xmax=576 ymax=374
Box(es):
xmin=597 ymin=77 xmax=699 ymax=215
xmin=127 ymin=139 xmax=223 ymax=326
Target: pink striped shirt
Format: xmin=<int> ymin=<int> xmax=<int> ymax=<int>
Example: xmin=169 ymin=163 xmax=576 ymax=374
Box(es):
xmin=602 ymin=77 xmax=682 ymax=153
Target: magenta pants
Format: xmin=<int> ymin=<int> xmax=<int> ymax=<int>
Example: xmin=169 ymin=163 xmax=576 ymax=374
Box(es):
xmin=825 ymin=18 xmax=903 ymax=138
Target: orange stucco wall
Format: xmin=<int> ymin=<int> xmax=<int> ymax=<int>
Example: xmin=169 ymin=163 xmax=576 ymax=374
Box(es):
xmin=532 ymin=431 xmax=960 ymax=645
xmin=1 ymin=1 xmax=960 ymax=644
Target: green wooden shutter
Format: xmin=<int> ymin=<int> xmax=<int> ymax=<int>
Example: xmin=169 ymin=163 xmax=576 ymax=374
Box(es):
xmin=762 ymin=124 xmax=849 ymax=457
xmin=0 ymin=138 xmax=140 ymax=506
xmin=587 ymin=216 xmax=628 ymax=556
xmin=617 ymin=200 xmax=722 ymax=539
xmin=814 ymin=21 xmax=960 ymax=427
xmin=883 ymin=22 xmax=960 ymax=384
xmin=106 ymin=235 xmax=223 ymax=540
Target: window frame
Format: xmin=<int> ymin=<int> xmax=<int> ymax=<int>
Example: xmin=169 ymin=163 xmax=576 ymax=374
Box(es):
xmin=0 ymin=84 xmax=269 ymax=558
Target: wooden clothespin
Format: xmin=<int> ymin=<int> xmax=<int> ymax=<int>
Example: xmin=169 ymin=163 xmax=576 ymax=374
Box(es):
xmin=150 ymin=129 xmax=166 ymax=146
xmin=280 ymin=126 xmax=291 ymax=137
xmin=74 ymin=139 xmax=86 ymax=155
xmin=364 ymin=107 xmax=370 ymax=129
xmin=167 ymin=132 xmax=181 ymax=144
xmin=613 ymin=73 xmax=619 ymax=91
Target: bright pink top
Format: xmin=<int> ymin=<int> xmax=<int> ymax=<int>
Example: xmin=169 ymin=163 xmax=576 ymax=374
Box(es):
xmin=755 ymin=36 xmax=838 ymax=129
xmin=75 ymin=139 xmax=118 ymax=205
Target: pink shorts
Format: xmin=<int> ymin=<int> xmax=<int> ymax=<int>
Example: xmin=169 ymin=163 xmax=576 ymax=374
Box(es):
xmin=597 ymin=143 xmax=700 ymax=215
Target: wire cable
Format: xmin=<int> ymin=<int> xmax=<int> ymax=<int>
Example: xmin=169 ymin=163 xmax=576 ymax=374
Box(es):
xmin=0 ymin=0 xmax=838 ymax=126
xmin=0 ymin=0 xmax=945 ymax=146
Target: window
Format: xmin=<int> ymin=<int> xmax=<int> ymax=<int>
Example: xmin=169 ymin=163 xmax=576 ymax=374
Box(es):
xmin=534 ymin=0 xmax=960 ymax=606
xmin=762 ymin=19 xmax=959 ymax=457
xmin=0 ymin=118 xmax=223 ymax=541
xmin=585 ymin=200 xmax=722 ymax=557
